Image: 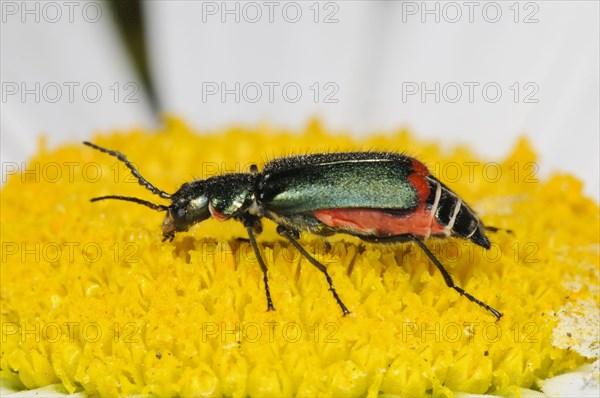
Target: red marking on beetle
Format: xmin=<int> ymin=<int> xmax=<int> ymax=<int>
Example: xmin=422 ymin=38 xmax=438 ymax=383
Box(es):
xmin=410 ymin=158 xmax=430 ymax=176
xmin=314 ymin=162 xmax=442 ymax=237
xmin=407 ymin=159 xmax=432 ymax=202
xmin=313 ymin=207 xmax=446 ymax=237
xmin=208 ymin=203 xmax=228 ymax=221
xmin=408 ymin=172 xmax=430 ymax=203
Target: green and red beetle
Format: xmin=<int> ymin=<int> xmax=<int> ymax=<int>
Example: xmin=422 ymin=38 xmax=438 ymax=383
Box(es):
xmin=84 ymin=142 xmax=502 ymax=319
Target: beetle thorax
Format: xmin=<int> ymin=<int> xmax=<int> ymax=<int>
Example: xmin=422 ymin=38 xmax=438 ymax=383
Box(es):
xmin=206 ymin=174 xmax=257 ymax=219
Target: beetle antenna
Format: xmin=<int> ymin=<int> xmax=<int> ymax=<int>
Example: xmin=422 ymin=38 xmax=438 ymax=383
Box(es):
xmin=91 ymin=195 xmax=169 ymax=212
xmin=83 ymin=142 xmax=171 ymax=199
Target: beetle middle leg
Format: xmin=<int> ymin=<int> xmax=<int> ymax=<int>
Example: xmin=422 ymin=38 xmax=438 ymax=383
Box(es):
xmin=277 ymin=225 xmax=350 ymax=316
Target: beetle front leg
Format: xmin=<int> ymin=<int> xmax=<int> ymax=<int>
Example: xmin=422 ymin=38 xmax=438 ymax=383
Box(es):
xmin=243 ymin=221 xmax=275 ymax=312
xmin=162 ymin=231 xmax=176 ymax=242
xmin=277 ymin=225 xmax=350 ymax=316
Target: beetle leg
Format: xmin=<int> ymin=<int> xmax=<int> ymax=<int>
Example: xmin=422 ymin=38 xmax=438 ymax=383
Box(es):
xmin=359 ymin=234 xmax=502 ymax=319
xmin=286 ymin=227 xmax=300 ymax=240
xmin=239 ymin=214 xmax=263 ymax=234
xmin=359 ymin=235 xmax=413 ymax=244
xmin=162 ymin=231 xmax=175 ymax=242
xmin=483 ymin=225 xmax=514 ymax=234
xmin=244 ymin=226 xmax=275 ymax=312
xmin=277 ymin=225 xmax=350 ymax=316
xmin=409 ymin=236 xmax=502 ymax=320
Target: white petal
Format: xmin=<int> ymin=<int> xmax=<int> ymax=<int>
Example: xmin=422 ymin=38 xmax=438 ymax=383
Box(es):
xmin=1 ymin=1 xmax=156 ymax=167
xmin=144 ymin=1 xmax=598 ymax=199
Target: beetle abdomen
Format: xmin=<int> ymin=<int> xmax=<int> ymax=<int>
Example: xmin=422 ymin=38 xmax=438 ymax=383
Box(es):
xmin=313 ymin=207 xmax=447 ymax=237
xmin=427 ymin=176 xmax=490 ymax=249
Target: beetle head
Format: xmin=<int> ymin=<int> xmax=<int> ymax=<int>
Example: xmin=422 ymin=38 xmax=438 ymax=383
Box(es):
xmin=85 ymin=142 xmax=258 ymax=242
xmin=162 ymin=180 xmax=211 ymax=241
xmin=85 ymin=142 xmax=212 ymax=242
xmin=162 ymin=174 xmax=257 ymax=241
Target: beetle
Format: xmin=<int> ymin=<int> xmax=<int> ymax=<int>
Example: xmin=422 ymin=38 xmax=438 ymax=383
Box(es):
xmin=84 ymin=141 xmax=502 ymax=319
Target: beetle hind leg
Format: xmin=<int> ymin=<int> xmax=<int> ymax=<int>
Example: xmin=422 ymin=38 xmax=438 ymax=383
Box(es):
xmin=360 ymin=234 xmax=502 ymax=319
xmin=410 ymin=237 xmax=502 ymax=320
xmin=483 ymin=225 xmax=514 ymax=234
xmin=277 ymin=226 xmax=350 ymax=316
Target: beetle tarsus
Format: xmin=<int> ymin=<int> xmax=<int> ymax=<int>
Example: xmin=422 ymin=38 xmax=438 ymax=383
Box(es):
xmin=453 ymin=286 xmax=503 ymax=320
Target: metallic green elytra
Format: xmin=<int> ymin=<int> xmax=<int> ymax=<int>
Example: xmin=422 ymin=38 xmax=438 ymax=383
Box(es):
xmin=84 ymin=143 xmax=503 ymax=319
xmin=260 ymin=153 xmax=419 ymax=214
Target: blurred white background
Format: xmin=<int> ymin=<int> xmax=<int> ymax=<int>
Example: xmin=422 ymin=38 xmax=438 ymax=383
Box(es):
xmin=2 ymin=0 xmax=599 ymax=199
